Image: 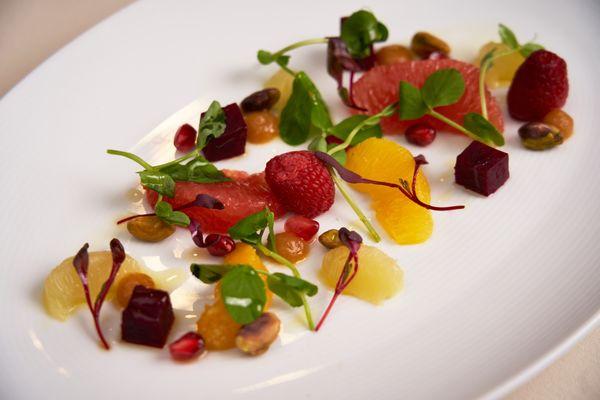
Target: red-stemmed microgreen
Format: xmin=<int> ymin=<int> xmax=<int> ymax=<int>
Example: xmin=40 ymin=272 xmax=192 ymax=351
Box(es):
xmin=257 ymin=10 xmax=387 ymax=106
xmin=72 ymin=239 xmax=126 ymax=350
xmin=315 ymin=151 xmax=464 ymax=212
xmin=227 ymin=208 xmax=316 ymax=330
xmin=478 ymin=24 xmax=543 ymax=119
xmin=315 ymin=227 xmax=362 ymax=331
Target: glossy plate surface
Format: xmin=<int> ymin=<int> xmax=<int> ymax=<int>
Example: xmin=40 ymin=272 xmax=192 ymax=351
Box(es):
xmin=0 ymin=1 xmax=599 ymax=399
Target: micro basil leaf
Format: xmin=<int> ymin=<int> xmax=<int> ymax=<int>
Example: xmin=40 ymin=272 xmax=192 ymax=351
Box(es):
xmin=228 ymin=208 xmax=272 ymax=244
xmin=138 ymin=170 xmax=176 ymax=198
xmin=275 ymin=55 xmax=290 ymax=68
xmin=160 ymin=155 xmax=229 ymax=184
xmin=463 ymin=113 xmax=505 ymax=146
xmin=197 ymin=101 xmax=226 ymax=149
xmin=266 ymin=273 xmax=318 ymax=308
xmin=498 ymin=24 xmax=519 ymax=50
xmin=421 ymin=68 xmax=465 ymax=108
xmin=340 ymin=10 xmax=388 ymax=59
xmin=520 ymin=42 xmax=544 ymax=58
xmin=190 ymin=263 xmax=244 ymax=284
xmin=328 ymin=115 xmax=383 ymax=146
xmin=220 ymin=265 xmax=266 ymax=324
xmin=398 ymin=81 xmax=428 ymax=120
xmin=280 ymin=72 xmax=332 ymax=145
xmin=154 ymin=201 xmax=191 ymax=227
xmin=257 ymin=50 xmax=274 ymax=64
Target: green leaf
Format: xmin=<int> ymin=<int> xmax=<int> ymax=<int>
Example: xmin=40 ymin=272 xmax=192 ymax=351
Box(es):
xmin=266 ymin=273 xmax=318 ymax=307
xmin=220 ymin=265 xmax=266 ymax=324
xmin=228 ymin=208 xmax=272 ymax=244
xmin=328 ymin=115 xmax=383 ymax=146
xmin=421 ymin=68 xmax=465 ymax=108
xmin=279 ymin=72 xmax=332 ymax=145
xmin=190 ymin=263 xmax=241 ymax=283
xmin=327 ymin=143 xmax=347 ymax=165
xmin=138 ymin=170 xmax=176 ymax=198
xmin=160 ymin=155 xmax=229 ymax=184
xmin=398 ymin=82 xmax=428 ymax=120
xmin=498 ymin=24 xmax=519 ymax=49
xmin=257 ymin=50 xmax=274 ymax=64
xmin=197 ymin=101 xmax=226 ymax=148
xmin=154 ymin=201 xmax=190 ymax=227
xmin=275 ymin=55 xmax=290 ymax=68
xmin=520 ymin=42 xmax=544 ymax=58
xmin=340 ymin=10 xmax=388 ymax=59
xmin=463 ymin=113 xmax=505 ymax=146
xmin=308 ymin=136 xmax=327 ymax=153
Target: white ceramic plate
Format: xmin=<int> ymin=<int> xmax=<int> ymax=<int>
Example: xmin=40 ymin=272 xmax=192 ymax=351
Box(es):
xmin=1 ymin=1 xmax=599 ymax=399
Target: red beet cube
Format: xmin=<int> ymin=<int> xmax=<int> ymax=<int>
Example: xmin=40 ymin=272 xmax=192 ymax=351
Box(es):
xmin=201 ymin=103 xmax=247 ymax=162
xmin=454 ymin=141 xmax=509 ymax=196
xmin=121 ymin=286 xmax=174 ymax=348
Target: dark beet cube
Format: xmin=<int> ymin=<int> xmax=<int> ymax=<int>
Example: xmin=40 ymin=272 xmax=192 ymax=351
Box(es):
xmin=121 ymin=286 xmax=174 ymax=348
xmin=201 ymin=103 xmax=247 ymax=162
xmin=455 ymin=141 xmax=509 ymax=196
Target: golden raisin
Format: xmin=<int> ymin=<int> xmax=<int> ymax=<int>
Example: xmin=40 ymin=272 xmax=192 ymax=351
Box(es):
xmin=116 ymin=273 xmax=155 ymax=307
xmin=244 ymin=111 xmax=279 ymax=144
xmin=543 ymin=109 xmax=574 ymax=139
xmin=274 ymin=232 xmax=309 ymax=263
xmin=375 ymin=45 xmax=414 ymax=66
xmin=126 ymin=216 xmax=175 ymax=242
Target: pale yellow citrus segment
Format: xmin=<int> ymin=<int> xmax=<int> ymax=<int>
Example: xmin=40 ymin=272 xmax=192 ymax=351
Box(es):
xmin=475 ymin=42 xmax=525 ymax=89
xmin=43 ymin=251 xmax=186 ymax=321
xmin=372 ymin=197 xmax=433 ymax=245
xmin=345 ymin=137 xmax=431 ymax=200
xmin=264 ymin=69 xmax=294 ymax=114
xmin=319 ymin=245 xmax=403 ymax=305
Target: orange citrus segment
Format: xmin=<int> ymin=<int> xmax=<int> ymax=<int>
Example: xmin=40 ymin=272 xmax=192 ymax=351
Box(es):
xmin=197 ymin=243 xmax=271 ymax=350
xmin=372 ymin=197 xmax=433 ymax=245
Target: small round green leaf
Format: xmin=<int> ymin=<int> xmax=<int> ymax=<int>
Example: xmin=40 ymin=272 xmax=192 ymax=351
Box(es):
xmin=220 ymin=266 xmax=266 ymax=324
xmin=421 ymin=68 xmax=465 ymax=108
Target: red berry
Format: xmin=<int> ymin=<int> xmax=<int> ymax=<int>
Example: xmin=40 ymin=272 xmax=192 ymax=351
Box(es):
xmin=174 ymin=124 xmax=197 ymax=152
xmin=169 ymin=331 xmax=205 ymax=361
xmin=507 ymin=50 xmax=569 ymax=121
xmin=265 ymin=151 xmax=335 ymax=218
xmin=205 ymin=234 xmax=236 ymax=257
xmin=405 ymin=123 xmax=436 ymax=146
xmin=285 ymin=215 xmax=319 ymax=241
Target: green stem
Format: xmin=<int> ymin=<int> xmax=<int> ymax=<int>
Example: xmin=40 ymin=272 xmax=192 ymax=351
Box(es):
xmin=327 ymin=103 xmax=397 ymax=155
xmin=330 ymin=172 xmax=381 ymax=242
xmin=428 ymin=109 xmax=484 ymax=144
xmin=153 ymin=149 xmax=200 ymax=170
xmin=270 ymin=38 xmax=328 ymax=59
xmin=106 ymin=149 xmax=155 ymax=171
xmin=255 ymin=243 xmax=315 ymax=331
xmin=479 ymin=48 xmax=520 ymax=119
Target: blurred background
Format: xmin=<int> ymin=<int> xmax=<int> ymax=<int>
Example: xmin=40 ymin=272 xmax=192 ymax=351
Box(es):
xmin=1 ymin=1 xmax=598 ymax=398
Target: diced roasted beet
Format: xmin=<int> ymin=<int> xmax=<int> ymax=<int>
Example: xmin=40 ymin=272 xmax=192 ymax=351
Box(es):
xmin=454 ymin=141 xmax=509 ymax=196
xmin=201 ymin=103 xmax=247 ymax=162
xmin=121 ymin=285 xmax=174 ymax=348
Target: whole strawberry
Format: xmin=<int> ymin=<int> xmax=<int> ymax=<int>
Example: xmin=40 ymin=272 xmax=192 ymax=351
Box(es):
xmin=507 ymin=50 xmax=569 ymax=121
xmin=265 ymin=151 xmax=335 ymax=218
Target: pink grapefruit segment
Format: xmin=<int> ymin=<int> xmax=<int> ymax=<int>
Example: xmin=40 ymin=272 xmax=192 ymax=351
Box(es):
xmin=146 ymin=170 xmax=286 ymax=233
xmin=353 ymin=59 xmax=504 ymax=135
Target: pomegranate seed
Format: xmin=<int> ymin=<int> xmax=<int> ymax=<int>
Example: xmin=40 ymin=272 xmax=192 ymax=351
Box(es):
xmin=205 ymin=234 xmax=236 ymax=257
xmin=284 ymin=215 xmax=319 ymax=241
xmin=174 ymin=124 xmax=197 ymax=152
xmin=405 ymin=123 xmax=436 ymax=147
xmin=169 ymin=331 xmax=205 ymax=361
